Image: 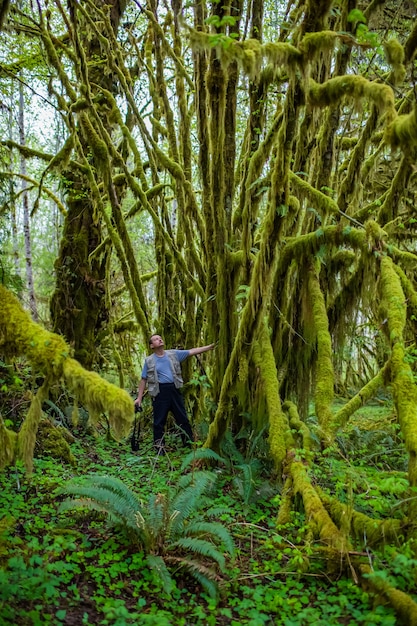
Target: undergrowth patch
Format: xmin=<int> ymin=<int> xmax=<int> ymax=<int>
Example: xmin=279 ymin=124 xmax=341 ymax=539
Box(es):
xmin=0 ymin=404 xmax=413 ymax=625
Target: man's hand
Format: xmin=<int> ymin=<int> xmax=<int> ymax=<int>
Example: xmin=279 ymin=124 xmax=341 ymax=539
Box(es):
xmin=134 ymin=402 xmax=143 ymax=414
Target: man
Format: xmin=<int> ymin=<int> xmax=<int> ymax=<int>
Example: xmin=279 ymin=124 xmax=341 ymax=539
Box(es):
xmin=135 ymin=334 xmax=215 ymax=455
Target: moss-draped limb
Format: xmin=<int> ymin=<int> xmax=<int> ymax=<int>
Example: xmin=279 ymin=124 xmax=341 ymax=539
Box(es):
xmin=333 ymin=362 xmax=390 ymax=430
xmin=61 ymin=358 xmax=132 ymax=439
xmin=290 ymin=459 xmax=347 ymax=551
xmin=308 ymin=76 xmax=396 ymax=122
xmin=360 ymin=564 xmax=417 ymax=626
xmin=277 ymin=225 xmax=366 ymax=279
xmin=307 ymin=262 xmax=335 ymax=444
xmin=16 ymin=378 xmax=51 ymax=474
xmin=0 ymin=285 xmax=133 ymax=452
xmin=288 ymin=170 xmax=340 ymax=217
xmin=318 ymin=488 xmax=405 ymax=548
xmin=379 ymin=257 xmax=417 ymax=515
xmin=252 ymin=321 xmax=289 ymax=473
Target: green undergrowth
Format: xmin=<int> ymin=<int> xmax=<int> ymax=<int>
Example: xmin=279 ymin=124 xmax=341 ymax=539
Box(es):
xmin=0 ymin=402 xmax=414 ymax=625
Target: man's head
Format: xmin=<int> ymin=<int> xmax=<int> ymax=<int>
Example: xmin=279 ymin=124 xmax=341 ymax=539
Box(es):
xmin=149 ymin=334 xmax=164 ymax=350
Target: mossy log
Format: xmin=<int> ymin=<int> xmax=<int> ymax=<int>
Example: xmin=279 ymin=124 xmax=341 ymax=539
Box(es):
xmin=318 ymin=488 xmax=405 ymax=548
xmin=360 ymin=564 xmax=417 ymax=626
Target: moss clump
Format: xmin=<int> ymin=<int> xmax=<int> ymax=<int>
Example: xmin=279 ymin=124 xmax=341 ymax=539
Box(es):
xmin=35 ymin=418 xmax=76 ymax=466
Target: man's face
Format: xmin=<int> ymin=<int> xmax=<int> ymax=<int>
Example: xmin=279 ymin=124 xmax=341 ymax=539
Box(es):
xmin=150 ymin=335 xmax=164 ymax=349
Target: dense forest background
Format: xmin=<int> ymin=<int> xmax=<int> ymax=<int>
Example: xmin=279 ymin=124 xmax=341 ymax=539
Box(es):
xmin=1 ymin=0 xmax=417 ymax=623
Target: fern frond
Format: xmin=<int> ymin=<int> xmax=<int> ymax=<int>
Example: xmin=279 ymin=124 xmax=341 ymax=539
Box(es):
xmin=184 ymin=521 xmax=235 ymax=556
xmin=187 ymin=567 xmax=219 ymax=599
xmin=61 ymin=475 xmax=142 ymax=513
xmin=172 ymin=472 xmax=217 ymax=527
xmin=59 ymin=497 xmax=121 ymax=519
xmin=205 ymin=506 xmax=234 ymax=519
xmin=59 ymin=486 xmax=138 ymax=528
xmin=180 ymin=448 xmax=226 ymax=472
xmin=170 ymin=537 xmax=226 ymax=571
xmin=145 ymin=554 xmax=174 ymax=595
xmin=167 ymin=556 xmax=220 ymax=599
xmin=177 ymin=469 xmax=217 ymax=492
xmin=146 ymin=493 xmax=167 ymax=543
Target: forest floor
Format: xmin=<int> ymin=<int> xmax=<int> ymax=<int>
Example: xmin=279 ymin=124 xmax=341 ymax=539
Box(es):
xmin=0 ymin=401 xmax=414 ymax=626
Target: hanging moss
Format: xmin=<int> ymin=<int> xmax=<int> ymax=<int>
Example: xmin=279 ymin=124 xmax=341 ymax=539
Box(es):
xmin=384 ymin=38 xmax=406 ymax=85
xmin=0 ymin=416 xmax=17 ymax=470
xmin=252 ymin=322 xmax=289 ymax=472
xmin=298 ymin=31 xmax=339 ymax=58
xmin=379 ymin=257 xmax=417 ymax=507
xmin=0 ymin=285 xmax=133 ymax=469
xmin=16 ymin=379 xmax=50 ymax=474
xmin=308 ymin=76 xmax=396 ymax=122
xmin=386 ymin=107 xmax=417 ymax=151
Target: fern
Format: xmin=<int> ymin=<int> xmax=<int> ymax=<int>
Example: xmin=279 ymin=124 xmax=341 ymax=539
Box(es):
xmin=171 ymin=557 xmax=220 ymax=599
xmin=60 ymin=487 xmax=138 ymax=529
xmin=184 ymin=521 xmax=235 ymax=556
xmin=180 ymin=447 xmax=226 ymax=472
xmin=145 ymin=554 xmax=174 ymax=595
xmin=172 ymin=537 xmax=226 ymax=570
xmin=58 ymin=471 xmax=234 ymax=598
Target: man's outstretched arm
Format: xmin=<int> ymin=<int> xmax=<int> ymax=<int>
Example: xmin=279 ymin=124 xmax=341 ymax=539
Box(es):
xmin=188 ymin=343 xmax=215 ymax=357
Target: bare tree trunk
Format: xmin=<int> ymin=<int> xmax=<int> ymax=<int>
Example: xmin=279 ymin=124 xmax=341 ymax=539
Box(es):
xmin=18 ymin=79 xmax=38 ymax=320
xmin=7 ymin=96 xmax=20 ymax=280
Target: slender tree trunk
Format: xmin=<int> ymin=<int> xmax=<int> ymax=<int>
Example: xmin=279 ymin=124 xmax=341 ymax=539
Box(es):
xmin=18 ymin=79 xmax=38 ymax=320
xmin=7 ymin=98 xmax=20 ymax=280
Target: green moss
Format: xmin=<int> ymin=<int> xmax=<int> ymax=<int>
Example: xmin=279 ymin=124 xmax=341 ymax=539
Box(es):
xmin=282 ymin=400 xmax=312 ymax=451
xmin=361 ymin=564 xmax=417 ymax=626
xmin=384 ymin=38 xmax=406 ymax=85
xmin=253 ymin=322 xmax=289 ymax=471
xmin=299 ymin=31 xmax=338 ymax=58
xmin=387 ymin=107 xmax=417 ymax=151
xmin=0 ymin=417 xmax=17 ymax=470
xmin=0 ymin=285 xmax=134 ymax=470
xmin=35 ymin=418 xmax=76 ymax=466
xmin=333 ymin=363 xmax=389 ymax=429
xmin=319 ymin=488 xmax=403 ymax=547
xmin=308 ymin=76 xmax=396 ymax=121
xmin=290 ymin=460 xmax=347 ymax=550
xmin=308 ymin=264 xmax=334 ymax=443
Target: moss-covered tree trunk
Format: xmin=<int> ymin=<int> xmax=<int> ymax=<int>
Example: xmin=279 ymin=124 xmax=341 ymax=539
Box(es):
xmin=50 ymin=0 xmax=128 ymax=369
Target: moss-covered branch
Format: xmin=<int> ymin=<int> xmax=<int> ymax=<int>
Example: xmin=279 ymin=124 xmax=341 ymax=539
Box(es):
xmin=0 ymin=285 xmax=133 ymax=471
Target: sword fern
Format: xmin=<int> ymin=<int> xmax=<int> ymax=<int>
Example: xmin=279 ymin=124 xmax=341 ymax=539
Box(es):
xmin=58 ymin=470 xmax=234 ymax=598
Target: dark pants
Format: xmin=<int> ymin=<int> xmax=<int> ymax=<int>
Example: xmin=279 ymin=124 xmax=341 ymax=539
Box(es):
xmin=152 ymin=384 xmax=193 ymax=445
